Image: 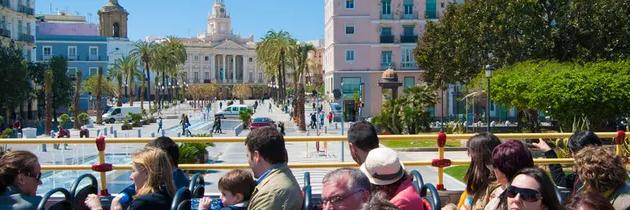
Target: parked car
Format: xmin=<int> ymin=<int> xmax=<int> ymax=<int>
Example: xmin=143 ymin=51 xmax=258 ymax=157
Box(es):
xmin=102 ymin=106 xmax=142 ymax=123
xmin=215 ymin=104 xmax=252 ymax=119
xmin=249 ymin=117 xmax=276 ymax=130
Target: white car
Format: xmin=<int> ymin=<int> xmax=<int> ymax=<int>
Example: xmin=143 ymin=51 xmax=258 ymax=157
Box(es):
xmin=102 ymin=106 xmax=142 ymax=123
xmin=215 ymin=105 xmax=252 ymax=119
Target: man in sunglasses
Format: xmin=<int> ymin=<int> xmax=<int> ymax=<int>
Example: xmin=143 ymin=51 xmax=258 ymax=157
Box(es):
xmin=321 ymin=168 xmax=370 ymax=210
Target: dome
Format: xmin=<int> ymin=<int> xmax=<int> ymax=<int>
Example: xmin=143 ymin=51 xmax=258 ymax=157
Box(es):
xmin=381 ymin=68 xmax=397 ymax=79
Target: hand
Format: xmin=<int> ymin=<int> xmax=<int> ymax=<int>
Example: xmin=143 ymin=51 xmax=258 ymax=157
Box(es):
xmin=84 ymin=194 xmax=103 ymax=210
xmin=110 ymin=195 xmax=124 ymax=210
xmin=532 ymin=138 xmax=552 ymax=152
xmin=441 ymin=203 xmax=457 ymax=210
xmin=199 ymin=197 xmax=212 ymax=210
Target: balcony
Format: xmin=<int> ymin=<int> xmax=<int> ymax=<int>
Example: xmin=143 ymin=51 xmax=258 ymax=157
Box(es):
xmin=401 ymin=62 xmax=416 ymax=69
xmin=381 ymin=62 xmax=395 ymax=69
xmin=88 ymin=55 xmax=103 ymax=61
xmin=380 ymin=13 xmax=393 ymax=20
xmin=18 ymin=5 xmax=34 ymax=15
xmin=18 ymin=33 xmax=34 ymax=43
xmin=400 ymin=35 xmax=418 ymax=43
xmin=380 ymin=35 xmax=394 ymax=43
xmin=402 ymin=13 xmax=418 ymax=20
xmin=0 ymin=28 xmax=10 ymax=38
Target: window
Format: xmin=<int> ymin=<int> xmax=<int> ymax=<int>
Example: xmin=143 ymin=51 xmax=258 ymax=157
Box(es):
xmin=194 ymin=72 xmax=199 ymax=82
xmin=381 ymin=0 xmax=391 ymax=15
xmin=345 ymin=25 xmax=354 ymax=35
xmin=194 ymin=56 xmax=199 ymax=61
xmin=204 ymin=72 xmax=210 ymax=80
xmin=341 ymin=77 xmax=361 ymax=95
xmin=67 ymin=67 xmax=77 ymax=76
xmin=26 ymin=23 xmax=31 ymax=35
xmin=183 ymin=72 xmax=189 ymax=82
xmin=381 ymin=27 xmax=392 ymax=36
xmin=404 ymin=77 xmax=415 ymax=88
xmin=426 ymin=0 xmax=437 ymax=19
xmin=381 ymin=51 xmax=392 ymax=68
xmin=43 ymin=46 xmax=52 ymax=60
xmin=89 ymin=67 xmax=98 ymax=76
xmin=249 ymin=57 xmax=253 ymax=62
xmin=346 ymin=0 xmax=354 ymax=9
xmin=204 ymin=56 xmax=209 ymax=61
xmin=17 ymin=20 xmax=22 ymax=34
xmin=403 ymin=26 xmax=415 ymax=36
xmin=401 ymin=48 xmax=414 ymax=68
xmin=345 ymin=50 xmax=355 ymax=63
xmin=89 ymin=46 xmax=98 ymax=60
xmin=67 ymin=46 xmax=77 ymax=60
xmin=404 ymin=0 xmax=414 ymax=15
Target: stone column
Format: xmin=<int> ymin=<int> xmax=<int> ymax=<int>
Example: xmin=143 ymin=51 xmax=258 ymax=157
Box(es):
xmin=232 ymin=55 xmax=237 ymax=83
xmin=222 ymin=54 xmax=227 ymax=82
xmin=210 ymin=53 xmax=216 ymax=81
xmin=243 ymin=55 xmax=248 ymax=83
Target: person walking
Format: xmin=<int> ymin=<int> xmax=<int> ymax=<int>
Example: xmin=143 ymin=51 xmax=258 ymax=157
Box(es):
xmin=268 ymin=102 xmax=272 ymax=112
xmin=157 ymin=116 xmax=163 ymax=134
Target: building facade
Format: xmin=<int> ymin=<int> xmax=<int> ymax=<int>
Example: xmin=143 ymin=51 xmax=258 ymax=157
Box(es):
xmin=324 ymin=0 xmax=454 ymax=120
xmin=179 ymin=0 xmax=264 ymax=91
xmin=0 ymin=0 xmax=36 ymax=61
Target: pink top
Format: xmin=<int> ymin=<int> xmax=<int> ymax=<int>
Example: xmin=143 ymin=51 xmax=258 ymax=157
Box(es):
xmin=390 ymin=176 xmax=425 ymax=210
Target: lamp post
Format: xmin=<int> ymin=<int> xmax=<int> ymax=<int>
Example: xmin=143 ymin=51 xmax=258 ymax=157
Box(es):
xmin=359 ymin=82 xmax=364 ymax=121
xmin=124 ymin=82 xmax=128 ymax=98
xmin=340 ymin=81 xmax=345 ymax=162
xmin=485 ymin=64 xmax=494 ymax=132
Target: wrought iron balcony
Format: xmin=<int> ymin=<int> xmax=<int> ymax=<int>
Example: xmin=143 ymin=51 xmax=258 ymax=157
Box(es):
xmin=400 ymin=35 xmax=418 ymax=43
xmin=18 ymin=5 xmax=34 ymax=15
xmin=380 ymin=13 xmax=393 ymax=20
xmin=401 ymin=62 xmax=416 ymax=69
xmin=381 ymin=62 xmax=395 ymax=69
xmin=402 ymin=13 xmax=418 ymax=20
xmin=18 ymin=33 xmax=34 ymax=43
xmin=380 ymin=35 xmax=394 ymax=43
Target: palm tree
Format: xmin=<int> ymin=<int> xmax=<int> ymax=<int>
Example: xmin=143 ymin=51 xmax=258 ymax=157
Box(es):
xmin=72 ymin=70 xmax=82 ymax=129
xmin=256 ymin=30 xmax=295 ymax=104
xmin=108 ymin=63 xmax=124 ymax=107
xmin=131 ymin=41 xmax=155 ymax=111
xmin=152 ymin=37 xmax=187 ymax=108
xmin=44 ymin=70 xmax=53 ymax=134
xmin=289 ymin=43 xmax=314 ymax=131
xmin=116 ymin=55 xmax=139 ymax=106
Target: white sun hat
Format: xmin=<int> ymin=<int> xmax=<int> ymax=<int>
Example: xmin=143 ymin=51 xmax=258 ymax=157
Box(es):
xmin=360 ymin=147 xmax=406 ymax=185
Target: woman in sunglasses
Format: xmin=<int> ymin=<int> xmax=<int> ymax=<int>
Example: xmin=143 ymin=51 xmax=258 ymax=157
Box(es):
xmin=0 ymin=151 xmax=43 ymax=210
xmin=506 ymin=167 xmax=562 ymax=210
xmin=484 ymin=140 xmax=535 ymax=210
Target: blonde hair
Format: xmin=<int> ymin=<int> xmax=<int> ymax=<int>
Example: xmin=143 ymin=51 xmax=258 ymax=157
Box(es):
xmin=132 ymin=147 xmax=176 ymax=198
xmin=574 ymin=146 xmax=626 ymax=194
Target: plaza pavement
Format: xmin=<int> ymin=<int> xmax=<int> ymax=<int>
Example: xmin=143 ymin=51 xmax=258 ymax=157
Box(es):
xmin=4 ymin=99 xmax=467 ymax=195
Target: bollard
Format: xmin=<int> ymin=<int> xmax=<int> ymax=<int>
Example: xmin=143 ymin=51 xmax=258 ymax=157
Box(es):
xmin=104 ymin=128 xmax=108 ymax=136
xmin=137 ymin=129 xmax=141 ymax=138
xmin=113 ymin=130 xmax=118 ymax=138
xmin=177 ymin=133 xmax=181 ymax=137
xmin=110 ymin=126 xmax=114 ymax=134
xmin=161 ymin=129 xmax=165 ymax=137
xmin=151 ymin=132 xmax=155 ymax=137
xmin=324 ymin=127 xmax=327 ymax=134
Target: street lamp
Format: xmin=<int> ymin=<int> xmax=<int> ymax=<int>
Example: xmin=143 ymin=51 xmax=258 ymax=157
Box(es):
xmin=485 ymin=64 xmax=494 ymax=132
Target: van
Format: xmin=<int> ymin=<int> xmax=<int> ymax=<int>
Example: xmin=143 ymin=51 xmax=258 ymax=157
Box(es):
xmin=102 ymin=106 xmax=142 ymax=123
xmin=215 ymin=104 xmax=252 ymax=119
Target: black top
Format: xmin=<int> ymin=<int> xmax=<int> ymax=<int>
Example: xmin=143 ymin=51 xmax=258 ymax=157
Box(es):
xmin=128 ymin=189 xmax=172 ymax=210
xmin=544 ymin=150 xmax=578 ymax=190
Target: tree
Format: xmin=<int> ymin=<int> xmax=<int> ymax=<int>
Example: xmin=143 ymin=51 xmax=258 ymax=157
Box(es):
xmin=373 ymin=85 xmax=436 ymax=134
xmin=107 ymin=65 xmax=124 ymax=107
xmin=491 ymin=60 xmax=630 ymax=131
xmin=233 ymin=84 xmax=252 ymax=104
xmin=152 ymin=37 xmax=187 ymax=108
xmin=72 ymin=70 xmax=82 ymax=129
xmin=95 ymin=68 xmax=104 ymax=124
xmin=132 ymin=40 xmax=156 ymax=111
xmin=113 ymin=55 xmax=140 ymax=106
xmin=44 ymin=70 xmax=53 ymax=134
xmin=0 ymin=43 xmax=31 ymax=124
xmin=288 ymin=43 xmax=314 ymax=131
xmin=257 ymin=30 xmax=295 ymax=103
xmin=48 ymin=56 xmax=73 ymax=120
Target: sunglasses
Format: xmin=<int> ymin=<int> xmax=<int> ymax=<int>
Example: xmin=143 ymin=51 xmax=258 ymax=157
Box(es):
xmin=320 ymin=190 xmax=365 ymax=206
xmin=23 ymin=171 xmax=42 ymax=182
xmin=506 ymin=186 xmax=542 ymax=202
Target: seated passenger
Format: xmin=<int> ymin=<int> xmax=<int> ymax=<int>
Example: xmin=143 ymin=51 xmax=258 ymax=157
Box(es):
xmin=321 ymin=168 xmax=371 ymax=210
xmin=532 ymin=131 xmax=601 ymax=191
xmin=573 ymin=146 xmax=630 ymax=210
xmin=111 ymin=136 xmax=190 ymax=209
xmin=486 ymin=140 xmax=534 ymax=210
xmin=0 ymin=151 xmax=43 ymax=210
xmin=566 ymin=192 xmax=615 ymax=210
xmin=360 ymin=147 xmax=423 ymax=210
xmin=506 ymin=167 xmax=562 ymax=210
xmin=85 ymin=147 xmax=176 ymax=210
xmin=456 ymin=132 xmax=502 ymax=210
xmin=199 ymin=169 xmax=255 ymax=210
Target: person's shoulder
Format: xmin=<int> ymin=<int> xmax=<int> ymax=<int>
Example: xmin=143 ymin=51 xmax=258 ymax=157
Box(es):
xmin=132 ymin=191 xmax=172 ymax=208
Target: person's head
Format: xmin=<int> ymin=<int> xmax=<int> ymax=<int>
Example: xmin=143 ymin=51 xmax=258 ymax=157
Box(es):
xmin=492 ymin=140 xmax=534 ymax=185
xmin=130 ymin=147 xmax=176 ymax=198
xmin=566 ymin=192 xmax=614 ymax=210
xmin=146 ymin=136 xmax=180 ymax=167
xmin=567 ymin=131 xmax=601 ymax=154
xmin=347 ymin=121 xmax=380 ymax=164
xmin=359 ymin=192 xmax=400 ymax=210
xmin=218 ymin=169 xmax=256 ymax=206
xmin=244 ymin=126 xmax=288 ymax=177
xmin=507 ymin=167 xmax=562 ymax=210
xmin=574 ymin=146 xmax=626 ymax=194
xmin=465 ymin=132 xmax=502 ymax=197
xmin=321 ymin=168 xmax=371 ymax=210
xmin=0 ymin=151 xmax=41 ymax=196
xmin=360 ymin=148 xmax=407 ymax=199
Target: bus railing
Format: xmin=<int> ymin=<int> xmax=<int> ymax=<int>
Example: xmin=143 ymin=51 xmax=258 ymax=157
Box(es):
xmin=1 ymin=131 xmax=627 ymax=194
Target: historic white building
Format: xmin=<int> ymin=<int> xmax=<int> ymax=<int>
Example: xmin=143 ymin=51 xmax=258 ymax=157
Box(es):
xmin=179 ymin=0 xmax=264 ymax=85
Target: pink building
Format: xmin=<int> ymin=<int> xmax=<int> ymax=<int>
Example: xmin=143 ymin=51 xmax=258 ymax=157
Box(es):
xmin=323 ymin=0 xmax=454 ymax=120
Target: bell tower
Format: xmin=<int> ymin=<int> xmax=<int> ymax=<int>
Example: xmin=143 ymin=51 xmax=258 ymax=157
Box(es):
xmin=98 ymin=0 xmax=129 ymax=38
xmin=207 ymin=0 xmax=231 ymax=36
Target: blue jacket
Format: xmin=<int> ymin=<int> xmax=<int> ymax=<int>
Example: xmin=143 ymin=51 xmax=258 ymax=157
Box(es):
xmin=120 ymin=168 xmax=189 ymax=203
xmin=0 ymin=187 xmax=42 ymax=210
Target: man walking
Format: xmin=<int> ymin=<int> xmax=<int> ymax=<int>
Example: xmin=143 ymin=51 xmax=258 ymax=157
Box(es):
xmin=245 ymin=127 xmax=302 ymax=209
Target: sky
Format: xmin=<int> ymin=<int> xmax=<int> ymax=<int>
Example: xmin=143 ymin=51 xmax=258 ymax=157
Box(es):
xmin=35 ymin=0 xmax=324 ymax=42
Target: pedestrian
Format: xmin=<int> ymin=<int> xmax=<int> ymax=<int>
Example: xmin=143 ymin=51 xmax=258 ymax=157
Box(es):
xmin=213 ymin=117 xmax=222 ymax=134
xmin=268 ymin=102 xmax=272 ymax=112
xmin=319 ymin=111 xmax=325 ymax=128
xmin=312 ymin=102 xmax=316 ymax=110
xmin=219 ymin=101 xmax=223 ymax=110
xmin=157 ymin=116 xmax=163 ymax=134
xmin=278 ymin=122 xmax=285 ymax=136
xmin=310 ymin=113 xmax=317 ymax=129
xmin=327 ymin=111 xmax=333 ymax=125
xmin=254 ymin=101 xmax=258 ymax=110
xmin=180 ymin=114 xmax=189 ymax=136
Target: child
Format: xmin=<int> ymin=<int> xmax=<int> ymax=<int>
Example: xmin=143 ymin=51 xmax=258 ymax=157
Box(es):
xmin=199 ymin=169 xmax=255 ymax=210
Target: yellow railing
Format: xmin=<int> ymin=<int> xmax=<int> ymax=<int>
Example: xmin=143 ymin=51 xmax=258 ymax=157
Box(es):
xmin=1 ymin=132 xmax=628 ymax=194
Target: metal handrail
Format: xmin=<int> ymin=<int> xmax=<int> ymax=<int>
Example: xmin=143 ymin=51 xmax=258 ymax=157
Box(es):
xmin=2 ymin=132 xmax=628 ymax=144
